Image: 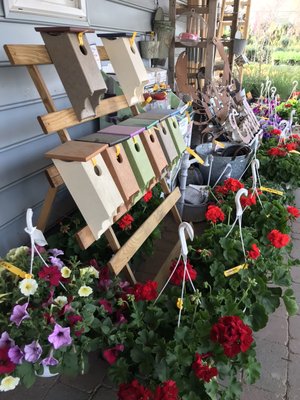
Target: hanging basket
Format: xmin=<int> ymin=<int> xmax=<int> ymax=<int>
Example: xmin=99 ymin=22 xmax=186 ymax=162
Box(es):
xmin=233 ymin=39 xmax=247 ymax=56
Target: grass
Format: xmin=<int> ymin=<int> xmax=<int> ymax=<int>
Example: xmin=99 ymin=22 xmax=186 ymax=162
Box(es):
xmin=242 ymin=63 xmax=300 ymax=100
xmin=273 ymin=51 xmax=300 ymax=64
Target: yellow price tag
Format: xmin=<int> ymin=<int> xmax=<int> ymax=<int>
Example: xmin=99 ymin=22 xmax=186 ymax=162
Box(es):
xmin=260 ymin=186 xmax=284 ymax=196
xmin=0 ymin=260 xmax=30 ymax=279
xmin=224 ymin=264 xmax=248 ymax=277
xmin=289 ymin=150 xmax=300 ymax=155
xmin=153 ymin=84 xmax=159 ymax=92
xmin=91 ymin=158 xmax=97 ymax=167
xmin=213 ymin=140 xmax=225 ymax=148
xmin=186 ymin=147 xmax=204 ymax=165
xmin=177 ymin=298 xmax=183 ymax=310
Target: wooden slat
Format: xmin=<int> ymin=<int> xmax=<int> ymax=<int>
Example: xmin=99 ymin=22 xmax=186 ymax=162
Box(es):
xmin=27 ymin=65 xmax=70 ymax=142
xmin=108 ymin=187 xmax=181 ymax=275
xmin=75 ymin=225 xmax=136 ymax=283
xmin=4 ymin=44 xmax=109 ymax=65
xmin=38 ymin=95 xmax=129 ymax=134
xmin=37 ymin=187 xmax=58 ymax=231
xmin=45 ymin=165 xmax=64 ymax=188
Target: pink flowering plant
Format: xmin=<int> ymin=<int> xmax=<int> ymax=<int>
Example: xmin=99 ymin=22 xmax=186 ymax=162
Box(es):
xmin=0 ymin=245 xmax=114 ymax=391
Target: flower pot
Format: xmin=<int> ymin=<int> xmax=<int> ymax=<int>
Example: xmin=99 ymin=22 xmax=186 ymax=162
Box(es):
xmin=35 ymin=365 xmax=59 ymax=378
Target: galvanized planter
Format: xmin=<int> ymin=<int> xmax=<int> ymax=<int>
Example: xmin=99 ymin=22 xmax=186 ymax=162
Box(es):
xmin=196 ymin=142 xmax=253 ymax=186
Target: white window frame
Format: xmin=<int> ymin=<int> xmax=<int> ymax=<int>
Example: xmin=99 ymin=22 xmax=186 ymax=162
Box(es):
xmin=3 ymin=0 xmax=88 ymax=22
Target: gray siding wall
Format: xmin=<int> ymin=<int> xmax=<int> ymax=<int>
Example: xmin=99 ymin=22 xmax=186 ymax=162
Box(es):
xmin=0 ymin=0 xmax=169 ymax=255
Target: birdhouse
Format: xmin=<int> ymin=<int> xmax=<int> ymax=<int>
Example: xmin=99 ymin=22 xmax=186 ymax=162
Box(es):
xmin=76 ymin=131 xmax=140 ymax=209
xmin=121 ymin=136 xmax=155 ymax=193
xmin=35 ymin=27 xmax=107 ymax=121
xmin=102 ymin=124 xmax=168 ymax=179
xmin=99 ymin=35 xmax=149 ymax=106
xmin=155 ymin=121 xmax=179 ymax=165
xmin=165 ymin=116 xmax=187 ymax=155
xmin=45 ymin=141 xmax=123 ymax=240
xmin=120 ymin=117 xmax=158 ymax=130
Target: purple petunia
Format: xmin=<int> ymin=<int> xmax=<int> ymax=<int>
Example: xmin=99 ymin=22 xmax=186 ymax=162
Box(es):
xmin=8 ymin=345 xmax=24 ymax=364
xmin=48 ymin=324 xmax=72 ymax=350
xmin=49 ymin=256 xmax=64 ymax=269
xmin=10 ymin=303 xmax=30 ymax=327
xmin=41 ymin=355 xmax=59 ymax=366
xmin=49 ymin=248 xmax=64 ymax=257
xmin=0 ymin=332 xmax=15 ymax=349
xmin=24 ymin=341 xmax=42 ymax=363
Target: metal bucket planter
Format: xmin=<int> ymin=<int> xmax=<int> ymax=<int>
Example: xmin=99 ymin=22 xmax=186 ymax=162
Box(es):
xmin=139 ymin=40 xmax=160 ymax=59
xmin=196 ymin=142 xmax=252 ymax=186
xmin=233 ymin=39 xmax=247 ymax=56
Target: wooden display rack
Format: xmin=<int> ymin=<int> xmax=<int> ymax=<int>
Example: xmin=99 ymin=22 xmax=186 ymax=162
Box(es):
xmin=4 ymin=42 xmax=183 ymax=287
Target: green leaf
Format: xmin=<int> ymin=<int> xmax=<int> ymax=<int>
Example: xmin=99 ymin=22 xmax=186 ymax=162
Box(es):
xmin=272 ymin=267 xmax=291 ymax=286
xmin=204 ymin=379 xmax=219 ymax=400
xmin=244 ymin=356 xmax=261 ymax=384
xmin=155 ymin=358 xmax=168 ymax=381
xmin=283 ymin=288 xmax=299 ymax=316
xmin=108 ymin=358 xmax=130 ymax=385
xmin=130 ymin=346 xmax=146 ymax=363
xmin=250 ymin=303 xmax=268 ymax=331
xmin=16 ymin=362 xmax=36 ymax=389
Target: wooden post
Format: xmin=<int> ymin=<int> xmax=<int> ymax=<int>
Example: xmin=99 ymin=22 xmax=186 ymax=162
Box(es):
xmin=205 ymin=0 xmax=218 ymax=82
xmin=168 ymin=0 xmax=176 ymax=90
xmin=229 ymin=0 xmax=240 ymax=70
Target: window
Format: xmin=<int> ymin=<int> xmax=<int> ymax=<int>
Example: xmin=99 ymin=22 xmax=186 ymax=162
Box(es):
xmin=4 ymin=0 xmax=87 ymax=21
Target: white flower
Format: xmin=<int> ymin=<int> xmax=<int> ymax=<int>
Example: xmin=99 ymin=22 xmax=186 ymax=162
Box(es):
xmin=80 ymin=266 xmax=99 ymax=279
xmin=19 ymin=278 xmax=38 ymax=296
xmin=0 ymin=376 xmax=20 ymax=392
xmin=54 ymin=296 xmax=68 ymax=307
xmin=78 ymin=285 xmax=93 ymax=297
xmin=61 ymin=266 xmax=71 ymax=278
xmin=6 ymin=246 xmax=29 ymax=262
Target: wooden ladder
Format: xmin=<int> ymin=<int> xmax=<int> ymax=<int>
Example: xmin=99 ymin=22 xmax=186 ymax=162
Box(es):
xmin=4 ymin=43 xmax=183 ymax=288
xmin=218 ymin=0 xmax=252 ymax=78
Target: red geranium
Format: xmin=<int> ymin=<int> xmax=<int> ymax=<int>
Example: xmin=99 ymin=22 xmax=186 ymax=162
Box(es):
xmin=270 ymin=128 xmax=281 ymax=135
xmin=170 ymin=259 xmax=197 ymax=286
xmin=0 ymin=347 xmax=16 ymax=374
xmin=118 ymin=214 xmax=134 ymax=231
xmin=103 ymin=344 xmax=124 ymax=365
xmin=240 ymin=192 xmax=256 ymax=208
xmin=38 ymin=265 xmax=61 ymax=286
xmin=118 ymin=380 xmax=153 ymax=400
xmin=215 ymin=178 xmax=244 ymax=196
xmin=285 ymin=103 xmax=292 ymax=108
xmin=143 ymin=190 xmax=153 ymax=203
xmin=210 ymin=316 xmax=253 ymax=358
xmin=205 ymin=205 xmax=225 ymax=224
xmin=247 ymin=243 xmax=260 ymax=260
xmin=287 ymin=206 xmax=300 ymax=218
xmin=284 ymin=142 xmax=298 ymax=152
xmin=153 ymin=380 xmax=179 ymax=400
xmin=267 ymin=147 xmax=287 ymax=157
xmin=267 ymin=230 xmax=290 ymax=248
xmin=224 ymin=178 xmax=244 ymax=192
xmin=291 ymin=134 xmax=300 ymax=141
xmin=133 ymin=281 xmax=158 ymax=301
xmin=192 ymin=353 xmax=218 ymax=382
